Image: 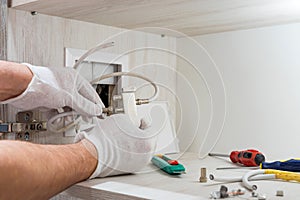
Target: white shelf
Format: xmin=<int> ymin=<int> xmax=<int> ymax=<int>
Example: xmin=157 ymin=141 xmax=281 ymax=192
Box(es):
xmin=10 ymin=0 xmax=300 ymax=37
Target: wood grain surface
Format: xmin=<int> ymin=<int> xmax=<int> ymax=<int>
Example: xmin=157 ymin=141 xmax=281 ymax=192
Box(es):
xmin=10 ymin=0 xmax=300 ymax=36
xmin=0 ymin=0 xmax=8 ymax=123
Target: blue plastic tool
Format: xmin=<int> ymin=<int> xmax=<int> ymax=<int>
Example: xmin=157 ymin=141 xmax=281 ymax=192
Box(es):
xmin=261 ymin=159 xmax=300 ymax=172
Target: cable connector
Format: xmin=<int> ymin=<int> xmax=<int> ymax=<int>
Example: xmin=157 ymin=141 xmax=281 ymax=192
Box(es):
xmin=136 ymin=99 xmax=149 ymax=105
xmin=102 ymin=107 xmax=114 ymax=114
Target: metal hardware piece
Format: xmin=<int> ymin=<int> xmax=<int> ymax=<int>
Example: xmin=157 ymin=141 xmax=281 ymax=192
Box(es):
xmin=0 ymin=111 xmax=47 ymax=141
xmin=276 ymin=190 xmax=284 ymax=197
xmin=17 ymin=111 xmax=33 ymax=122
xmin=199 ymin=167 xmax=207 ymax=182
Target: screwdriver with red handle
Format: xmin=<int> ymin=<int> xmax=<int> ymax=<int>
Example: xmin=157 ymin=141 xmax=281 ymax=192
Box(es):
xmin=209 ymin=149 xmax=266 ymax=167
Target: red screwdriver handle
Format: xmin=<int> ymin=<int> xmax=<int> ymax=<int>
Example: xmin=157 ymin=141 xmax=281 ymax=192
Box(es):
xmin=230 ymin=149 xmax=265 ymax=167
xmin=229 ymin=151 xmax=240 ymax=163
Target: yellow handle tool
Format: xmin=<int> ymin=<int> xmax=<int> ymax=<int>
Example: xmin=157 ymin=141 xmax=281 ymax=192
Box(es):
xmin=264 ymin=169 xmax=300 ymax=182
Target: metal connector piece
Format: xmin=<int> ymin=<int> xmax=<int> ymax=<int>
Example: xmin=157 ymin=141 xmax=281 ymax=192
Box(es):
xmin=136 ymin=99 xmax=150 ymax=105
xmin=102 ymin=106 xmax=114 ymax=114
xmin=0 ymin=122 xmax=47 ymax=133
xmin=199 ymin=168 xmax=208 ymax=182
xmin=0 ymin=111 xmax=47 ymax=141
xmin=0 ymin=123 xmax=11 ymax=133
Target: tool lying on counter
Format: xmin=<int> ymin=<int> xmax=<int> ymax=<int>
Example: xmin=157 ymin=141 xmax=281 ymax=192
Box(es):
xmin=209 ymin=149 xmax=300 ymax=192
xmin=209 ymin=149 xmax=265 ymax=167
xmin=217 ymin=158 xmax=300 ymax=171
xmin=260 ymin=159 xmax=300 ymax=172
xmin=151 ymin=154 xmax=186 ymax=175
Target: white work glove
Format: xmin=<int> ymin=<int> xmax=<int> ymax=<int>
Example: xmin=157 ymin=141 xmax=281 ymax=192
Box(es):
xmin=75 ymin=106 xmax=166 ymax=178
xmin=0 ymin=63 xmax=104 ymax=116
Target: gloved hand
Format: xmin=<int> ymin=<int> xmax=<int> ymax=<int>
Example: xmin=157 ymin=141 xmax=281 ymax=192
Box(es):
xmin=75 ymin=106 xmax=166 ymax=178
xmin=1 ymin=63 xmax=104 ymax=116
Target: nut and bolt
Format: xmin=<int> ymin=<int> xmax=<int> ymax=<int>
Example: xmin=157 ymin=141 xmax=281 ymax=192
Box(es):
xmin=24 ymin=132 xmax=30 ymax=141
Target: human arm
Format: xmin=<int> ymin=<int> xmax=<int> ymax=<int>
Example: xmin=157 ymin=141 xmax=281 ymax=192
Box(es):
xmin=0 ymin=139 xmax=97 ymax=200
xmin=0 ymin=111 xmax=164 ymax=199
xmin=0 ymin=61 xmax=104 ymax=116
xmin=0 ymin=61 xmax=32 ymax=101
xmin=0 ymin=60 xmax=164 ymax=198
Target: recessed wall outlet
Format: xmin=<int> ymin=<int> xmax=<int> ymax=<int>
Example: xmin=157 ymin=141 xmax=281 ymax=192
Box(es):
xmin=64 ymin=48 xmax=129 ymax=136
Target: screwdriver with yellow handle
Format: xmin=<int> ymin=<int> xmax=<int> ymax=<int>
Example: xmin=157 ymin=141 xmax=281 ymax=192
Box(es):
xmin=264 ymin=169 xmax=300 ymax=181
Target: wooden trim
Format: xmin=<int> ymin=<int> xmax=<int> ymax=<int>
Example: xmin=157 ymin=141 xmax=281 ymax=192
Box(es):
xmin=10 ymin=0 xmax=37 ymax=8
xmin=0 ymin=0 xmax=7 ymax=122
xmin=0 ymin=0 xmax=7 ymax=60
xmin=54 ymin=185 xmax=146 ymax=200
xmin=9 ymin=0 xmax=300 ymax=37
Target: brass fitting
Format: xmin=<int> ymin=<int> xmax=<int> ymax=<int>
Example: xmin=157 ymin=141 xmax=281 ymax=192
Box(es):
xmin=136 ymin=99 xmax=149 ymax=105
xmin=199 ymin=167 xmax=207 ymax=182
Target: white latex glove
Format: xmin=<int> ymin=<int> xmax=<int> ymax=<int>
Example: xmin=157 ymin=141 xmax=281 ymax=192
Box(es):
xmin=0 ymin=63 xmax=104 ymax=116
xmin=75 ymin=106 xmax=166 ymax=178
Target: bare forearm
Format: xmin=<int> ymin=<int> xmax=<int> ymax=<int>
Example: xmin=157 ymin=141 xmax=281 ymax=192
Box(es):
xmin=0 ymin=139 xmax=97 ymax=200
xmin=0 ymin=60 xmax=32 ymax=101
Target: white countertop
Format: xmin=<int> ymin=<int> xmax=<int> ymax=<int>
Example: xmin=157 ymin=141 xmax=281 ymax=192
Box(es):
xmin=53 ymin=152 xmax=300 ymax=200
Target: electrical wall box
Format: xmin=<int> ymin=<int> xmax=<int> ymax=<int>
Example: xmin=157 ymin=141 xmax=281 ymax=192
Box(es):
xmin=65 ymin=48 xmax=129 ymax=108
xmin=64 ymin=48 xmax=129 ymax=136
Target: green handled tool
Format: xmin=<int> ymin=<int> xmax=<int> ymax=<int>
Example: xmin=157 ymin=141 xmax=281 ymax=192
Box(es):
xmin=151 ymin=154 xmax=186 ymax=175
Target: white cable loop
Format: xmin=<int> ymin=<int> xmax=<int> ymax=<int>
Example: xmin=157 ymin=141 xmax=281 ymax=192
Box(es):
xmin=209 ymin=173 xmax=275 ymax=183
xmin=48 ymin=41 xmax=159 ymax=133
xmin=91 ymin=72 xmax=159 ymax=102
xmin=242 ymin=169 xmax=266 ymax=191
xmin=73 ymin=41 xmax=159 ymax=103
xmin=47 ymin=111 xmax=81 ymax=133
xmin=73 ymin=42 xmax=115 ymax=70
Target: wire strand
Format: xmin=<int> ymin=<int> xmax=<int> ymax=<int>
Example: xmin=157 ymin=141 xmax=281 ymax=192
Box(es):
xmin=91 ymin=72 xmax=159 ymax=102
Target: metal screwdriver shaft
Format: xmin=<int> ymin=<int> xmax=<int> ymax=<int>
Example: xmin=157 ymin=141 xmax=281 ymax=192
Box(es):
xmin=208 ymin=153 xmax=229 ymax=157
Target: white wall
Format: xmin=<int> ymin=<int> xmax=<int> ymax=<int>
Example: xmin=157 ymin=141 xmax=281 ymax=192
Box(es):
xmin=177 ymin=22 xmax=300 ymax=159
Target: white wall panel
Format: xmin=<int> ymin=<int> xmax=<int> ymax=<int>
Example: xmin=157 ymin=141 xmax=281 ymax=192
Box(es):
xmin=177 ymin=23 xmax=300 ymax=159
